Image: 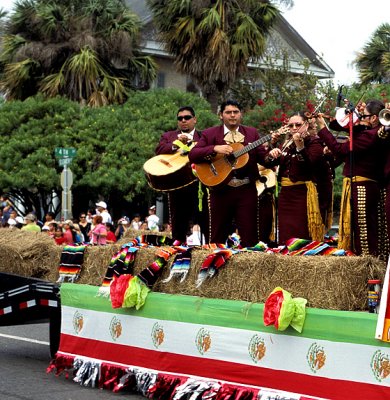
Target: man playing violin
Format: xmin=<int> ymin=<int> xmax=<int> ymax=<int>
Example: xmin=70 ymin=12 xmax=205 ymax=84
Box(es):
xmin=156 ymin=106 xmax=208 ymax=243
xmin=189 ymin=99 xmax=267 ymax=247
xmin=267 ymin=112 xmax=324 ymax=245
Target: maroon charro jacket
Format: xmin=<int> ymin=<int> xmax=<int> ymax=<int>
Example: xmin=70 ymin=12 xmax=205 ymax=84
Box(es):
xmin=155 ymin=130 xmax=202 ymax=155
xmin=188 ymin=125 xmax=267 ymax=183
xmin=317 ymin=126 xmax=383 ymax=181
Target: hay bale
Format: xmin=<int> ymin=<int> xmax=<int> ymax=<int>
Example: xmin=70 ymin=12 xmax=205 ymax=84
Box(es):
xmin=153 ymin=251 xmax=386 ymax=311
xmin=0 ymin=229 xmax=386 ymax=311
xmin=0 ymin=229 xmax=60 ymax=279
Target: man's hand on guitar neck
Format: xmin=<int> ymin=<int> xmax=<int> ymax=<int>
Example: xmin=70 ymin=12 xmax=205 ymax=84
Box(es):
xmin=213 ymin=144 xmax=233 ymax=155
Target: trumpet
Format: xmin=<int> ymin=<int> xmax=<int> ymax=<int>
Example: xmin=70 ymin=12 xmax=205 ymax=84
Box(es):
xmin=379 ymin=109 xmax=390 ymax=127
xmin=378 ymin=109 xmax=390 ymax=138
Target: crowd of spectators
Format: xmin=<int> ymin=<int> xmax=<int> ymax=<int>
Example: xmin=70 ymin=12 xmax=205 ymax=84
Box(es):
xmin=0 ymin=197 xmax=171 ymax=246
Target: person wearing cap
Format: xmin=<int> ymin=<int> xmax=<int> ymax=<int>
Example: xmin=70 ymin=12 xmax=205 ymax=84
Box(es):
xmin=155 ymin=106 xmax=209 ymax=243
xmin=95 ymin=201 xmax=112 ymax=224
xmin=21 ymin=213 xmax=41 ymax=232
xmin=146 ymin=206 xmax=160 ymax=232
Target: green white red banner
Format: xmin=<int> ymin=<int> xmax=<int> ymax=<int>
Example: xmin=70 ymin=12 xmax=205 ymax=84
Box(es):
xmin=55 ymin=283 xmax=390 ymax=399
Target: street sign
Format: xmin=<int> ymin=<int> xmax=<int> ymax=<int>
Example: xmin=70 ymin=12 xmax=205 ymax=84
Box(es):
xmin=58 ymin=158 xmax=72 ymax=167
xmin=55 ymin=147 xmax=77 ymax=158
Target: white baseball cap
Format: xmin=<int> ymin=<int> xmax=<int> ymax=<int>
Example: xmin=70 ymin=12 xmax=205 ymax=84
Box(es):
xmin=96 ymin=201 xmax=107 ymax=208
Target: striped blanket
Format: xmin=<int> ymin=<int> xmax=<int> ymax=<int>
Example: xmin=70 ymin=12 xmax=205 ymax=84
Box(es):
xmin=57 ymin=244 xmax=87 ymax=283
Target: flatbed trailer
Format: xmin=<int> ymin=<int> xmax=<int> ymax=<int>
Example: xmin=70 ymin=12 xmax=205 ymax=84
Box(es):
xmin=0 ymin=272 xmax=61 ymax=357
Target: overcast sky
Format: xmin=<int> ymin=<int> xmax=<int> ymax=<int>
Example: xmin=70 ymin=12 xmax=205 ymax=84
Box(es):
xmin=2 ymin=0 xmax=389 ymax=85
xmin=282 ymin=0 xmax=390 ymax=85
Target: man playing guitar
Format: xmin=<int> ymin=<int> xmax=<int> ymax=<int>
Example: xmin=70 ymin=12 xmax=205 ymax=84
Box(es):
xmin=189 ymin=100 xmax=268 ymax=247
xmin=155 ymin=106 xmax=208 ymax=244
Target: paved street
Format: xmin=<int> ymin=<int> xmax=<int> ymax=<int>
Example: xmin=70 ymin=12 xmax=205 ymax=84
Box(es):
xmin=0 ymin=323 xmax=143 ymax=400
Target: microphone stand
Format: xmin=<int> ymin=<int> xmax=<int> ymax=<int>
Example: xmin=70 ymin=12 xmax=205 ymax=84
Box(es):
xmin=336 ymin=86 xmax=356 ymax=253
xmin=346 ymin=101 xmax=356 ymax=253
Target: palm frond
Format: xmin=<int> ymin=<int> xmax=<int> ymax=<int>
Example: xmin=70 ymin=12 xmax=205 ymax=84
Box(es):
xmin=39 ymin=70 xmax=66 ymax=97
xmin=0 ymin=58 xmax=38 ymax=99
xmin=0 ymin=34 xmax=26 ymax=63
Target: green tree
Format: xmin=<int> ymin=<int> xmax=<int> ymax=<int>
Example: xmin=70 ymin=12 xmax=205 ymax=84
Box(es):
xmin=0 ymin=0 xmax=156 ymax=105
xmin=354 ymin=23 xmax=390 ymax=85
xmin=0 ymin=89 xmax=218 ymax=219
xmin=146 ymin=0 xmax=279 ymax=109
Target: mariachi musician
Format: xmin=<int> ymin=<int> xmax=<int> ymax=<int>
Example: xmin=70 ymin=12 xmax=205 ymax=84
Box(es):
xmin=267 ymin=112 xmax=324 ymax=245
xmin=189 ymin=99 xmax=268 ymax=247
xmin=155 ymin=106 xmax=208 ymax=244
xmin=315 ymin=99 xmax=386 ymax=256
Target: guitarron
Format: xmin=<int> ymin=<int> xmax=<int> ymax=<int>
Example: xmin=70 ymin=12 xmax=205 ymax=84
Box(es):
xmin=143 ymin=151 xmax=197 ymax=191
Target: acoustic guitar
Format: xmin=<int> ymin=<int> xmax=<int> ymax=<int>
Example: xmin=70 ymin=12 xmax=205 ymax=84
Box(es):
xmin=256 ymin=166 xmax=276 ymax=196
xmin=195 ymin=133 xmax=273 ymax=188
xmin=143 ymin=150 xmax=197 ymax=191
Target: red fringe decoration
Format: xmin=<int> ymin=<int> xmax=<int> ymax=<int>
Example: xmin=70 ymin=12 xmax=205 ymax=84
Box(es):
xmin=99 ymin=363 xmax=127 ymax=391
xmin=149 ymin=373 xmax=187 ymax=400
xmin=48 ymin=354 xmax=307 ymax=399
xmin=46 ymin=353 xmax=74 ymax=378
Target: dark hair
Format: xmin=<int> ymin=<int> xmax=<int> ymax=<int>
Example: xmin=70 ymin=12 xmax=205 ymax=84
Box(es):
xmin=46 ymin=212 xmax=55 ymax=218
xmin=177 ymin=106 xmax=195 ymax=117
xmin=365 ymin=99 xmax=385 ymax=116
xmin=220 ymin=99 xmax=242 ymax=113
xmin=289 ymin=111 xmax=308 ymax=121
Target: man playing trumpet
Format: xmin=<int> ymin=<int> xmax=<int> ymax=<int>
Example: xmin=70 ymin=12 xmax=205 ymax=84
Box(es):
xmin=316 ymin=99 xmax=385 ymax=256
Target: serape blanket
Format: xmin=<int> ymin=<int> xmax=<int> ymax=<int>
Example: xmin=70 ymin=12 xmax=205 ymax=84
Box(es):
xmin=57 ymin=244 xmax=87 ymax=283
xmin=196 ymin=247 xmax=239 ymax=287
xmin=162 ymin=246 xmax=193 ymax=283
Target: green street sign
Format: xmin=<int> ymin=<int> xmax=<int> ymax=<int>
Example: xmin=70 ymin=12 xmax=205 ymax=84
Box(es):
xmin=55 ymin=147 xmax=77 ymax=158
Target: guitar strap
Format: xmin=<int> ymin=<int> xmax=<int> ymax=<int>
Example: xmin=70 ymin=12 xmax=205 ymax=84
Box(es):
xmin=172 ymin=139 xmax=192 ymax=153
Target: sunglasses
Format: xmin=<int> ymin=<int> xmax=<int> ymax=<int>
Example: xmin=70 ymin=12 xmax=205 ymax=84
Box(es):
xmin=288 ymin=122 xmax=304 ymax=128
xmin=360 ymin=114 xmax=372 ymax=119
xmin=80 ymin=216 xmax=86 ymax=218
xmin=177 ymin=115 xmax=193 ymax=121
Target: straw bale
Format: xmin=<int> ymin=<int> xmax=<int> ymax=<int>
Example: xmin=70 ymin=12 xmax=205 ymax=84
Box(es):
xmin=153 ymin=250 xmax=386 ymax=311
xmin=0 ymin=229 xmax=60 ymax=279
xmin=0 ymin=229 xmax=386 ymax=310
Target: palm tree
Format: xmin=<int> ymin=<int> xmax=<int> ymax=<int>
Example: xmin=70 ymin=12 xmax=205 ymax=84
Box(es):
xmin=146 ymin=0 xmax=280 ymax=107
xmin=354 ymin=23 xmax=390 ymax=85
xmin=0 ymin=0 xmax=156 ymax=105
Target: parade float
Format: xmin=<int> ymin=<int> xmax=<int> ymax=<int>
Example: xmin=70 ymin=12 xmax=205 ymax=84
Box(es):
xmin=1 ymin=230 xmax=390 ymax=399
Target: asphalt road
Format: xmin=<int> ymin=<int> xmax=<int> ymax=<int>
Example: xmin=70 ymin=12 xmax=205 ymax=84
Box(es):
xmin=0 ymin=323 xmax=143 ymax=400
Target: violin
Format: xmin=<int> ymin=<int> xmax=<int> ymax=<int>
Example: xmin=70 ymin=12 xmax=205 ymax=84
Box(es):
xmin=304 ymin=112 xmax=333 ymax=120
